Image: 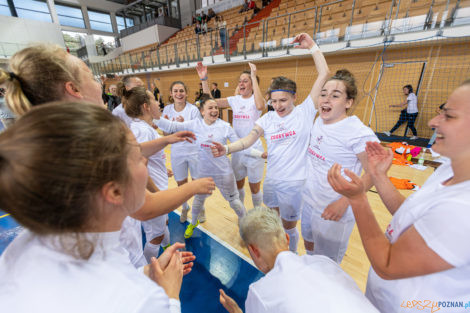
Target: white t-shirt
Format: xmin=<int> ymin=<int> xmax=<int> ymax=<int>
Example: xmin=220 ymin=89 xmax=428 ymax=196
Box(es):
xmin=227 ymin=94 xmax=264 ymax=153
xmin=156 ymin=118 xmax=238 ymax=176
xmin=406 ymin=93 xmax=418 ymax=114
xmin=366 ymin=160 xmax=470 ymax=313
xmin=120 ymin=216 xmax=146 ymax=268
xmin=303 ymin=116 xmax=379 ymax=220
xmin=112 ymin=103 xmax=134 ymax=127
xmin=246 ymin=251 xmax=379 ymax=313
xmin=0 ymin=229 xmax=180 ymax=313
xmin=162 ymin=103 xmax=200 ymax=157
xmin=130 ymin=119 xmax=168 ymax=191
xmin=255 ymin=96 xmax=317 ymax=181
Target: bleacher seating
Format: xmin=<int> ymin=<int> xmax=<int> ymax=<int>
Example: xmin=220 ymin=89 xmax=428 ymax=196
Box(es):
xmin=95 ymin=0 xmax=469 ymax=74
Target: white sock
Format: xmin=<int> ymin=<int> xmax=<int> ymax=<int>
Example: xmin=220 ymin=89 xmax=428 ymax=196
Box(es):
xmin=182 ymin=202 xmax=190 ymax=211
xmin=251 ymin=191 xmax=263 ymax=207
xmin=229 ymin=199 xmax=246 ymax=218
xmin=238 ymin=188 xmax=245 ymax=204
xmin=191 ymin=196 xmax=205 ymax=225
xmin=161 ymin=226 xmax=170 ymax=247
xmin=285 ymin=227 xmax=299 ymax=253
xmin=143 ymin=242 xmax=161 ymax=263
xmin=306 ymin=249 xmax=315 ymax=255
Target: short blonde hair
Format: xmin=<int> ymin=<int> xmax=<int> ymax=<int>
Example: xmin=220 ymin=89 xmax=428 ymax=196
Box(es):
xmin=239 ymin=207 xmax=287 ymax=251
xmin=0 ymin=44 xmax=81 ymax=116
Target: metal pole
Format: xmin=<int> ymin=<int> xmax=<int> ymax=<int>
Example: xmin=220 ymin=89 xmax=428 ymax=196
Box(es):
xmin=243 ymin=24 xmax=247 ymax=59
xmin=196 ymin=35 xmax=201 ymax=61
xmin=210 ymin=30 xmax=214 ymax=63
xmin=175 ymin=43 xmax=179 ymax=67
xmin=349 ymin=0 xmax=356 ymax=26
xmin=185 ymin=40 xmax=189 ymax=66
xmin=157 ymin=47 xmax=162 ymax=69
xmin=286 ymin=13 xmax=292 ymax=54
xmin=262 ymin=20 xmax=266 ymax=57
xmin=166 ymin=45 xmax=170 ymax=68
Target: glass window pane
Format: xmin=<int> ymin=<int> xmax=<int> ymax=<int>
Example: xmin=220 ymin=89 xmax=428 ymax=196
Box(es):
xmin=13 ymin=0 xmax=52 ymax=22
xmin=0 ymin=5 xmax=11 ymax=17
xmin=88 ymin=10 xmax=112 ymax=32
xmin=55 ymin=4 xmax=85 ymax=28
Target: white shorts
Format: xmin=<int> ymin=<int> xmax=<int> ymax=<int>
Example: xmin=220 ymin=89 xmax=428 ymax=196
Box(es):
xmin=263 ymin=178 xmax=305 ymax=221
xmin=231 ymin=152 xmax=264 ymax=183
xmin=302 ymin=201 xmax=355 ymax=263
xmin=196 ymin=173 xmax=239 ymax=202
xmin=171 ymin=153 xmax=199 ymax=182
xmin=142 ymin=214 xmax=168 ymax=239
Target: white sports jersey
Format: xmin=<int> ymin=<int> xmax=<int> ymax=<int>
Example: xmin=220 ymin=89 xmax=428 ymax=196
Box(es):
xmin=406 ymin=93 xmax=418 ymax=114
xmin=227 ymin=95 xmax=264 ymax=152
xmin=120 ymin=216 xmax=146 ymax=268
xmin=162 ymin=102 xmax=200 ymax=157
xmin=303 ymin=116 xmax=379 ymax=220
xmin=130 ymin=119 xmax=168 ymax=190
xmin=245 ymin=251 xmax=379 ymax=313
xmin=255 ymin=96 xmax=317 ymax=181
xmin=0 ymin=229 xmax=180 ymax=313
xmin=366 ymin=159 xmax=470 ymax=313
xmin=156 ymin=118 xmax=238 ymax=176
xmin=112 ymin=104 xmax=134 ymax=127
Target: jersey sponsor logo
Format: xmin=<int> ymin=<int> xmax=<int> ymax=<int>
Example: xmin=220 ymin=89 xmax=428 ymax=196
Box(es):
xmin=233 ymin=114 xmax=251 ymax=120
xmin=316 ymin=135 xmax=323 ymax=145
xmin=201 ymin=143 xmax=212 ymax=148
xmin=385 ymin=224 xmax=394 ymax=239
xmin=307 ymin=147 xmax=325 ymax=161
xmin=270 ymin=130 xmax=296 ymax=141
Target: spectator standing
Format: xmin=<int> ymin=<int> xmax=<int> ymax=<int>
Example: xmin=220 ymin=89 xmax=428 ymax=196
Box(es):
xmin=211 ymin=83 xmax=221 ymax=99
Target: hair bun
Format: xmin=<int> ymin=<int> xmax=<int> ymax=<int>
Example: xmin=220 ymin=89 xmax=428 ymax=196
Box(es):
xmin=333 ymin=69 xmax=354 ymax=81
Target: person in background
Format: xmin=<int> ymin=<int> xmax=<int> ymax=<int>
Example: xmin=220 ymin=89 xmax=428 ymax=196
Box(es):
xmin=218 ymin=206 xmax=379 ymax=313
xmin=383 ymin=84 xmax=419 ymax=140
xmin=107 ymin=84 xmax=120 ymax=111
xmin=211 ymin=82 xmax=221 ymax=99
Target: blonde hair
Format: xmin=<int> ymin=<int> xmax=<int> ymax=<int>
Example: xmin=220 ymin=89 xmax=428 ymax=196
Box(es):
xmin=0 ymin=44 xmax=81 ymax=117
xmin=239 ymin=206 xmax=287 ymax=251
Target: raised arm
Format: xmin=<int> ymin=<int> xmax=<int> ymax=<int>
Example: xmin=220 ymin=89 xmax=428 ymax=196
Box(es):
xmin=212 ymin=125 xmax=264 ymax=157
xmin=365 ymin=141 xmax=405 ymax=215
xmin=196 ymin=62 xmax=230 ymax=108
xmin=131 ymin=178 xmax=216 ymax=221
xmin=140 ymin=131 xmax=196 ymax=158
xmin=292 ymin=33 xmax=330 ymax=108
xmin=327 ymin=164 xmax=453 ymax=280
xmin=248 ymin=62 xmax=266 ymax=111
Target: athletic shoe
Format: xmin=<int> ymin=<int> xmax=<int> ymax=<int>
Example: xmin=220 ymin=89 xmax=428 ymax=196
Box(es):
xmin=198 ymin=210 xmax=206 ymax=223
xmin=184 ymin=221 xmax=199 ymax=239
xmin=383 ymin=131 xmax=391 ymax=136
xmin=180 ymin=208 xmax=189 ymax=223
xmin=410 ymin=136 xmax=418 ymax=140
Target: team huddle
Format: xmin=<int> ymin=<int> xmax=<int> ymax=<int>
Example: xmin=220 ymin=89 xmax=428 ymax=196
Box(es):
xmin=1 ymin=31 xmax=469 ymax=313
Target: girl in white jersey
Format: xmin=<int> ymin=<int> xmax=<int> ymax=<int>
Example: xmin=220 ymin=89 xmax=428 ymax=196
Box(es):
xmin=125 ymin=86 xmax=172 ymax=262
xmin=112 ymin=75 xmax=144 ymax=127
xmin=0 ymin=102 xmax=189 ymax=313
xmin=196 ymin=62 xmax=266 ymax=209
xmin=212 ymin=33 xmax=330 ymax=253
xmin=155 ymin=94 xmax=264 ymax=239
xmin=328 ymin=80 xmax=470 ymax=313
xmin=162 ymin=81 xmax=204 ymax=223
xmin=301 ymin=70 xmax=378 ymax=263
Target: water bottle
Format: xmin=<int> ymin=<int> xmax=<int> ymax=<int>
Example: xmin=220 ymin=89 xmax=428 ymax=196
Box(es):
xmin=418 ymin=148 xmax=426 ymax=166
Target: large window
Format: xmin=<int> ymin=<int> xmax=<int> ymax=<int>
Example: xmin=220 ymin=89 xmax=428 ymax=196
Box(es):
xmin=0 ymin=0 xmax=11 ymax=16
xmin=116 ymin=15 xmax=134 ymax=31
xmin=55 ymin=3 xmax=84 ymax=28
xmin=13 ymin=0 xmax=51 ymax=22
xmin=88 ymin=9 xmax=112 ymax=32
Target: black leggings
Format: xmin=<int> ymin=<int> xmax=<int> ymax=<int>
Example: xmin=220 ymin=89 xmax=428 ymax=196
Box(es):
xmin=390 ymin=111 xmax=418 ymax=136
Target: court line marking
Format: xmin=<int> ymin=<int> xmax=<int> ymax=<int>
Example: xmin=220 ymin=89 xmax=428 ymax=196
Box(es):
xmin=0 ymin=214 xmax=10 ymax=219
xmin=172 ymin=211 xmax=257 ymax=267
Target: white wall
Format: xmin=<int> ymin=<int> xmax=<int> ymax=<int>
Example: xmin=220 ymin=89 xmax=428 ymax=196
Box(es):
xmin=121 ymin=24 xmax=179 ymax=52
xmin=0 ymin=15 xmax=65 ymax=56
